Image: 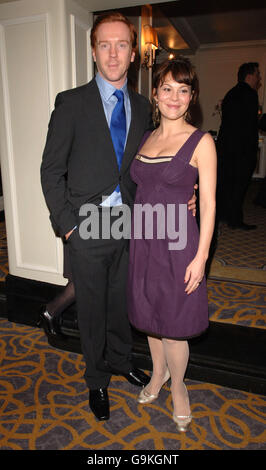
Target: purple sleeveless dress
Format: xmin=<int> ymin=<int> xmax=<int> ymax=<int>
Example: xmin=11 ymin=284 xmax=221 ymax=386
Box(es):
xmin=127 ymin=129 xmax=209 ymax=339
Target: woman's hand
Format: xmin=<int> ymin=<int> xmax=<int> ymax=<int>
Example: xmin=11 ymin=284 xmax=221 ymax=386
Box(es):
xmin=65 ymin=227 xmax=76 ymax=241
xmin=187 ymin=184 xmax=198 ymax=216
xmin=184 ymin=255 xmax=206 ymax=294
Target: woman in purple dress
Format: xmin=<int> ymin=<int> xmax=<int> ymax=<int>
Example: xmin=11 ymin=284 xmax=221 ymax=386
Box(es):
xmin=127 ymin=58 xmax=217 ymax=432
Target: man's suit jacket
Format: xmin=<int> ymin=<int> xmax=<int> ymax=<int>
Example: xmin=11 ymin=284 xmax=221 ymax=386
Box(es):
xmin=216 ymin=81 xmax=259 ymax=168
xmin=41 ymin=78 xmax=152 ymax=237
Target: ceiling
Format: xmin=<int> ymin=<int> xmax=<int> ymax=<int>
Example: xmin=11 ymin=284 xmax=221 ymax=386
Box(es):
xmin=95 ymin=0 xmax=266 ymax=55
xmin=1 ymin=0 xmax=265 ymax=53
xmin=153 ymin=0 xmax=266 ymax=53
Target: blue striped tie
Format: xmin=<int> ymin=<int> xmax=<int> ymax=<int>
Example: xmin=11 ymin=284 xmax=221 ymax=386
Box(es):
xmin=110 ymin=89 xmax=126 ymax=192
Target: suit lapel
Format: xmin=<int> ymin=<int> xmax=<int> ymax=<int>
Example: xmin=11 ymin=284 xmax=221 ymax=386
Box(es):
xmin=82 ymin=79 xmax=119 ymax=170
xmin=121 ymin=87 xmax=143 ymax=173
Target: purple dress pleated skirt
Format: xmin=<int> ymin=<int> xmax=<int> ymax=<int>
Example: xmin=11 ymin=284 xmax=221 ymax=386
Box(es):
xmin=127 ymin=129 xmax=209 ymax=339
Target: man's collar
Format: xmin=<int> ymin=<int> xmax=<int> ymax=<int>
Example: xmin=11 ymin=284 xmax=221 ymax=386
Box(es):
xmin=95 ymin=72 xmax=128 ymax=101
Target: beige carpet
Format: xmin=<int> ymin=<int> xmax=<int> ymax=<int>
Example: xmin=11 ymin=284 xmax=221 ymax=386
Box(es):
xmin=209 ymin=181 xmax=266 ymax=285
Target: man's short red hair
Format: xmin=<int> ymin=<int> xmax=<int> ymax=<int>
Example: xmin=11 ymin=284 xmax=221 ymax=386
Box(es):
xmin=90 ymin=11 xmax=137 ymax=50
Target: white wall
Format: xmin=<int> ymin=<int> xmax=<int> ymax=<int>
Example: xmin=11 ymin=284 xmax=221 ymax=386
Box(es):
xmin=195 ymin=40 xmax=266 ymax=133
xmin=0 ymin=0 xmax=92 ymax=285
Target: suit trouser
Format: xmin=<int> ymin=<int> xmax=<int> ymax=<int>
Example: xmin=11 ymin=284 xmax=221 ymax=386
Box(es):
xmin=217 ymin=154 xmax=256 ymax=225
xmin=67 ymin=210 xmax=133 ymax=389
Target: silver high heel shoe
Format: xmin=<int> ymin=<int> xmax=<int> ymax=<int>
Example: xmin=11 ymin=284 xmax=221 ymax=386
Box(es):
xmin=172 ymin=382 xmax=192 ymax=432
xmin=137 ymin=368 xmax=170 ymax=404
xmin=173 ymin=414 xmax=193 ymax=432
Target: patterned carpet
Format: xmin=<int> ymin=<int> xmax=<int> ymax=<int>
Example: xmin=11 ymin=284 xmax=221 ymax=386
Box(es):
xmin=207 ymin=279 xmax=266 ymax=329
xmin=209 ymin=181 xmax=266 ymax=285
xmin=0 ymin=319 xmax=265 ymax=451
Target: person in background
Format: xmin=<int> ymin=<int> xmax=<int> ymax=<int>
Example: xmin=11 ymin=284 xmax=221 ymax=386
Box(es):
xmin=216 ymin=62 xmax=261 ymax=229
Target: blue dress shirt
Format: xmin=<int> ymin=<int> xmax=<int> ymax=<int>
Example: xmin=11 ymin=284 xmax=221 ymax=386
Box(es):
xmin=95 ymin=72 xmax=131 ymax=207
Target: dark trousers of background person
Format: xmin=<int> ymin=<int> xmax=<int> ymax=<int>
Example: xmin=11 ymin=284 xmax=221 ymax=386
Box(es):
xmin=67 ymin=209 xmax=132 ymax=390
xmin=216 ymin=151 xmax=257 ymax=227
xmin=254 ymin=176 xmax=266 ymax=208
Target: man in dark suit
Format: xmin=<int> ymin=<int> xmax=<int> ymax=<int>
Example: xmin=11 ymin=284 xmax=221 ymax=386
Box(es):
xmin=216 ymin=62 xmax=261 ymax=230
xmin=41 ymin=12 xmax=196 ymax=421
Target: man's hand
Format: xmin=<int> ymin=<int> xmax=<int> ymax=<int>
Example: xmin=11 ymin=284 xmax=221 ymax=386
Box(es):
xmin=65 ymin=228 xmax=75 ymax=241
xmin=188 ymin=184 xmax=198 ymax=216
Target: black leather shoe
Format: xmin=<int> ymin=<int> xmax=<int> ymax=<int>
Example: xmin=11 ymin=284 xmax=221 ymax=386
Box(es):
xmin=37 ymin=308 xmax=62 ymax=337
xmin=239 ymin=223 xmax=257 ymax=230
xmin=89 ymin=388 xmax=110 ymax=421
xmin=228 ymin=222 xmax=257 ymax=230
xmin=114 ymin=368 xmax=150 ymax=387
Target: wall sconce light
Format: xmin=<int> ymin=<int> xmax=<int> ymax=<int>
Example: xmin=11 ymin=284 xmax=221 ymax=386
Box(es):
xmin=142 ymin=24 xmax=158 ymax=68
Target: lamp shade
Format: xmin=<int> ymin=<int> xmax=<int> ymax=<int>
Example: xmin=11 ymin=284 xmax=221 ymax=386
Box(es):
xmin=143 ymin=24 xmax=158 ymax=48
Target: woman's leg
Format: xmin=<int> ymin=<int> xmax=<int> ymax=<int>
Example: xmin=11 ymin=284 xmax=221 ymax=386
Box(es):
xmin=162 ymin=338 xmax=191 ymax=417
xmin=46 ymin=281 xmax=75 ymax=318
xmin=144 ymin=336 xmax=169 ymax=394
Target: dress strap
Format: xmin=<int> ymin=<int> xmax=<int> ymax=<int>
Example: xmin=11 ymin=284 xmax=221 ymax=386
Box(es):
xmin=178 ymin=129 xmax=206 ymax=165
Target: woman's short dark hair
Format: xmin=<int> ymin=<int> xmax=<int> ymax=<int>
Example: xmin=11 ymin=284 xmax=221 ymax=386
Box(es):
xmin=152 ymin=57 xmax=199 ymax=126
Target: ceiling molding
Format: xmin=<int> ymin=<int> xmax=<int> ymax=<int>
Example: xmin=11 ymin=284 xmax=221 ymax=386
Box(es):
xmin=199 ymin=39 xmax=266 ymax=50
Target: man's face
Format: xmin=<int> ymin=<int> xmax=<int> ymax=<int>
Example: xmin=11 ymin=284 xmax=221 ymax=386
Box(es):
xmin=92 ymin=21 xmax=135 ymax=88
xmin=249 ymin=67 xmax=262 ymax=91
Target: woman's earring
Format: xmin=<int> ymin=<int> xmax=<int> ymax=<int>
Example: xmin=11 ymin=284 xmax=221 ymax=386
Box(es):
xmin=155 ymin=103 xmax=159 ymax=121
xmin=185 ymin=109 xmax=191 ymax=122
xmin=153 ymin=102 xmax=160 ymax=127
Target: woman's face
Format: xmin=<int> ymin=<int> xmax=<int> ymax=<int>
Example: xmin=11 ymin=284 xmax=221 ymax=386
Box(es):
xmin=154 ymin=72 xmax=193 ymax=121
